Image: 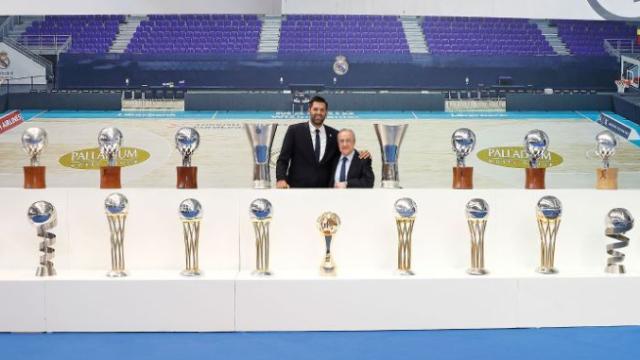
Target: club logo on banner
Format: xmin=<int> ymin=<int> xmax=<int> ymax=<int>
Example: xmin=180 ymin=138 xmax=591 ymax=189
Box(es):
xmin=0 ymin=110 xmax=24 ymax=134
xmin=0 ymin=51 xmax=9 ymax=69
xmin=58 ymin=147 xmax=151 ymax=169
xmin=477 ymin=146 xmax=563 ymax=168
xmin=587 ymin=0 xmax=640 ymax=21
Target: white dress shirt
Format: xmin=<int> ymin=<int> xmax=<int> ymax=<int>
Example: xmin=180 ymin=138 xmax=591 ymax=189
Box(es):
xmin=308 ymin=122 xmax=327 ymax=161
xmin=334 ymin=150 xmax=355 ymax=185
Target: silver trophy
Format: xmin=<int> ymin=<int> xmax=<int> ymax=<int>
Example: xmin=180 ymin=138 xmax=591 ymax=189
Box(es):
xmin=175 ymin=127 xmax=200 ymax=167
xmin=250 ymin=198 xmax=273 ymax=276
xmin=595 ymin=130 xmax=617 ymax=169
xmin=317 ymin=212 xmax=341 ymax=275
xmin=465 ymin=198 xmax=489 ymax=275
xmin=524 ymin=130 xmax=549 ymax=168
xmin=179 ymin=198 xmax=203 ymax=276
xmin=535 ymin=196 xmax=562 ymax=274
xmin=452 ymin=128 xmax=476 ymax=167
xmin=21 ymin=127 xmax=48 ymax=167
xmin=104 ymin=193 xmax=129 ymax=277
xmin=98 ymin=127 xmax=123 ymax=167
xmin=374 ymin=123 xmax=408 ymax=188
xmin=245 ymin=123 xmax=278 ymax=189
xmin=394 ymin=198 xmax=417 ymax=276
xmin=27 ymin=201 xmax=57 ymax=277
xmin=604 ymin=208 xmax=634 ymax=274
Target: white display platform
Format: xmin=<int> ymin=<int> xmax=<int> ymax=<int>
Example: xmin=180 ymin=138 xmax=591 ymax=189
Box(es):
xmin=1 ymin=188 xmax=639 ymax=332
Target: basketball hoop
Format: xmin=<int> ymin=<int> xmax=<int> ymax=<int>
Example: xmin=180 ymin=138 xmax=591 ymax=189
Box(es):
xmin=615 ymin=79 xmax=630 ymax=94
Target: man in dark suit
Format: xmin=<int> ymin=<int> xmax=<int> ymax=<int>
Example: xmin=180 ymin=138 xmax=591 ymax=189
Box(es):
xmin=276 ymin=96 xmax=369 ymax=188
xmin=329 ymin=129 xmax=374 ymax=188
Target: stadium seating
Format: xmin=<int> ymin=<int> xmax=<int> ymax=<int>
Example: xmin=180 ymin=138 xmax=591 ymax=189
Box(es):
xmin=278 ymin=15 xmax=410 ymax=55
xmin=553 ymin=20 xmax=636 ymax=55
xmin=423 ymin=17 xmax=554 ymax=55
xmin=126 ymin=14 xmax=261 ymax=54
xmin=22 ymin=15 xmax=124 ymax=53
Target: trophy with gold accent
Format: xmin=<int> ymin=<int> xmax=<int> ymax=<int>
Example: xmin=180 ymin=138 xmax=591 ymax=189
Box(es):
xmin=27 ymin=201 xmax=57 ymax=276
xmin=175 ymin=127 xmax=200 ymax=189
xmin=465 ymin=198 xmax=489 ymax=275
xmin=317 ymin=212 xmax=341 ymax=276
xmin=451 ymin=128 xmax=476 ymax=189
xmin=250 ymin=198 xmax=273 ymax=275
xmin=105 ymin=193 xmax=129 ymax=277
xmin=595 ymin=130 xmax=618 ymax=190
xmin=21 ymin=127 xmax=47 ymax=189
xmin=524 ymin=130 xmax=549 ymax=189
xmin=535 ymin=196 xmax=562 ymax=274
xmin=604 ymin=208 xmax=633 ymax=274
xmin=394 ymin=198 xmax=417 ymax=275
xmin=99 ymin=127 xmax=123 ymax=189
xmin=179 ymin=198 xmax=202 ymax=276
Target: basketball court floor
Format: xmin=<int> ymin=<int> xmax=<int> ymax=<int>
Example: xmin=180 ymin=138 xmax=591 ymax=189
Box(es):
xmin=1 ymin=109 xmax=639 ymax=189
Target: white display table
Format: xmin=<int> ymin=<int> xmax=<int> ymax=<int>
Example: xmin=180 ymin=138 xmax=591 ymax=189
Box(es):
xmin=0 ymin=188 xmax=638 ymax=332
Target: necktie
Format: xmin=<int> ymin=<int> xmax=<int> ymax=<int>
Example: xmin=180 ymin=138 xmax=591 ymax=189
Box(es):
xmin=339 ymin=157 xmax=348 ymax=182
xmin=314 ymin=129 xmax=321 ymax=162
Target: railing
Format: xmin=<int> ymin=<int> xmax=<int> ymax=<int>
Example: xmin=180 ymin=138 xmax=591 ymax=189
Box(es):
xmin=0 ymin=16 xmax=18 ymax=39
xmin=604 ymin=38 xmax=639 ymax=57
xmin=0 ymin=75 xmax=50 ymax=94
xmin=6 ymin=34 xmax=72 ymax=56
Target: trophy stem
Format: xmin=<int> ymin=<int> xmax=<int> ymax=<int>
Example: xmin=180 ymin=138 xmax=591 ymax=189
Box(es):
xmin=467 ymin=219 xmax=488 ymax=275
xmin=181 ymin=219 xmax=201 ymax=276
xmin=605 ymin=229 xmax=629 ymax=274
xmin=252 ymin=219 xmax=272 ymax=276
xmin=596 ymin=168 xmax=618 ymax=190
xmin=381 ymin=164 xmax=401 ymax=188
xmin=107 ymin=214 xmax=127 ymax=277
xmin=36 ymin=228 xmax=56 ymax=277
xmin=395 ymin=217 xmax=415 ymax=275
xmin=320 ymin=235 xmax=336 ymax=276
xmin=536 ymin=216 xmax=560 ymax=274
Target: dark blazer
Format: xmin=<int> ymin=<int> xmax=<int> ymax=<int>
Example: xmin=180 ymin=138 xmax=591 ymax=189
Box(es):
xmin=276 ymin=122 xmax=339 ymax=188
xmin=329 ymin=150 xmax=375 ymax=188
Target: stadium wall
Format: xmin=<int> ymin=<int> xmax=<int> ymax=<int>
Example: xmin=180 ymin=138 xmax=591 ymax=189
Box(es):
xmin=505 ymin=94 xmax=614 ymax=111
xmin=56 ymin=54 xmax=618 ymax=91
xmin=7 ymin=92 xmax=121 ymax=110
xmin=611 ymin=95 xmax=640 ymax=125
xmin=0 ymin=94 xmax=7 ymax=113
xmin=185 ymin=91 xmax=445 ymax=111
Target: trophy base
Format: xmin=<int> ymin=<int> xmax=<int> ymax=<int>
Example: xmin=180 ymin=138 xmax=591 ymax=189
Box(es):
xmin=525 ymin=168 xmax=546 ymax=189
xmin=106 ymin=270 xmax=128 ymax=278
xmin=381 ymin=180 xmax=401 ymax=189
xmin=452 ymin=166 xmax=473 ymax=189
xmin=100 ymin=166 xmax=122 ymax=189
xmin=252 ymin=270 xmax=273 ymax=276
xmin=23 ymin=166 xmax=46 ymax=189
xmin=253 ymin=180 xmax=271 ymax=189
xmin=466 ymin=268 xmax=488 ymax=276
xmin=176 ymin=166 xmax=198 ymax=189
xmin=536 ymin=266 xmax=557 ymax=275
xmin=35 ymin=265 xmax=56 ymax=277
xmin=395 ymin=269 xmax=415 ymax=276
xmin=596 ymin=168 xmax=618 ymax=190
xmin=605 ymin=264 xmax=625 ymax=274
xmin=320 ymin=263 xmax=336 ymax=276
xmin=181 ymin=269 xmax=202 ymax=277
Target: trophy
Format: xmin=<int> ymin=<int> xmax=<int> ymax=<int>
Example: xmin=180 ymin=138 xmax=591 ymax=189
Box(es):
xmin=535 ymin=196 xmax=562 ymax=274
xmin=451 ymin=128 xmax=476 ymax=189
xmin=595 ymin=130 xmax=618 ymax=190
xmin=104 ymin=193 xmax=129 ymax=277
xmin=21 ymin=127 xmax=48 ymax=189
xmin=98 ymin=127 xmax=123 ymax=189
xmin=524 ymin=130 xmax=549 ymax=189
xmin=244 ymin=123 xmax=277 ymax=189
xmin=175 ymin=127 xmax=200 ymax=189
xmin=27 ymin=201 xmax=57 ymax=277
xmin=250 ymin=198 xmax=273 ymax=275
xmin=374 ymin=123 xmax=408 ymax=188
xmin=179 ymin=198 xmax=202 ymax=276
xmin=604 ymin=208 xmax=634 ymax=274
xmin=317 ymin=212 xmax=341 ymax=276
xmin=394 ymin=198 xmax=417 ymax=275
xmin=465 ymin=198 xmax=489 ymax=275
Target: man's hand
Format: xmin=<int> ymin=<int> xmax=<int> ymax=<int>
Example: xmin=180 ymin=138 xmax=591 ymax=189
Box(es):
xmin=358 ymin=149 xmax=371 ymax=160
xmin=334 ymin=182 xmax=347 ymax=189
xmin=276 ymin=180 xmax=290 ymax=189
